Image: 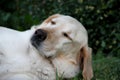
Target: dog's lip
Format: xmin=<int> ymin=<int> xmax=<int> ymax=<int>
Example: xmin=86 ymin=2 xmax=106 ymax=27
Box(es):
xmin=30 ymin=35 xmax=40 ymax=49
xmin=43 ymin=53 xmax=54 ymax=59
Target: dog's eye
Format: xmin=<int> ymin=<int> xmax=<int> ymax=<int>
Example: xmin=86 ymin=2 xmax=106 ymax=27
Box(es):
xmin=63 ymin=32 xmax=73 ymax=41
xmin=51 ymin=21 xmax=56 ymax=25
xmin=63 ymin=32 xmax=69 ymax=37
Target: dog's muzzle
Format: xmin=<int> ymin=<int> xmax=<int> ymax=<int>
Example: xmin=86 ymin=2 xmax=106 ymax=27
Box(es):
xmin=31 ymin=29 xmax=47 ymax=48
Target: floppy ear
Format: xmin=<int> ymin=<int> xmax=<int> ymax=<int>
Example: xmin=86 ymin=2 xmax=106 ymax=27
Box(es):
xmin=79 ymin=45 xmax=93 ymax=80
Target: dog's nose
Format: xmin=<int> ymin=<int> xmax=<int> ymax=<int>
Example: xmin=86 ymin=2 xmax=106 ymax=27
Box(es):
xmin=34 ymin=29 xmax=47 ymax=41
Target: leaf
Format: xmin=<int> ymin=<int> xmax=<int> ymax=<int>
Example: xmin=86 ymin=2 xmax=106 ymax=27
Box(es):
xmin=101 ymin=41 xmax=106 ymax=48
xmin=115 ymin=33 xmax=120 ymax=40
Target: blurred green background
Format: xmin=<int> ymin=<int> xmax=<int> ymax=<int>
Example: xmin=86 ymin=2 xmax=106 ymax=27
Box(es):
xmin=0 ymin=0 xmax=120 ymax=80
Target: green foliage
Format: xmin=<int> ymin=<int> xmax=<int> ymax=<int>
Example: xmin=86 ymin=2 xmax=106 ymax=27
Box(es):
xmin=92 ymin=57 xmax=120 ymax=80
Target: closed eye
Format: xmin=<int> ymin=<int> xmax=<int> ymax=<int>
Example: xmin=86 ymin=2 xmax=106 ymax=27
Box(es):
xmin=51 ymin=21 xmax=56 ymax=25
xmin=62 ymin=32 xmax=72 ymax=41
xmin=63 ymin=32 xmax=69 ymax=37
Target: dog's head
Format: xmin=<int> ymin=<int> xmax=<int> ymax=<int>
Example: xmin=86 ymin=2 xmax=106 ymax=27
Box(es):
xmin=31 ymin=14 xmax=87 ymax=57
xmin=31 ymin=14 xmax=93 ymax=80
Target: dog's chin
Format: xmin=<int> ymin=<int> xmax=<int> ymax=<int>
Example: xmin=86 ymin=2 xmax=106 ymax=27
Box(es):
xmin=30 ymin=36 xmax=57 ymax=58
xmin=31 ymin=43 xmax=56 ymax=58
xmin=39 ymin=50 xmax=57 ymax=58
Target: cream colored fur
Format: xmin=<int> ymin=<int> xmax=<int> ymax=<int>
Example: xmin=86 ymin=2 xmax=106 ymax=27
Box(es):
xmin=0 ymin=14 xmax=93 ymax=80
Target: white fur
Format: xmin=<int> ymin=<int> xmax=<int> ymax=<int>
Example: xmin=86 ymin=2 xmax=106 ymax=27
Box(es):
xmin=0 ymin=27 xmax=55 ymax=80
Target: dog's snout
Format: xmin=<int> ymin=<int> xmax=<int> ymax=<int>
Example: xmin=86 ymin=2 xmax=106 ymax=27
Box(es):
xmin=34 ymin=29 xmax=47 ymax=41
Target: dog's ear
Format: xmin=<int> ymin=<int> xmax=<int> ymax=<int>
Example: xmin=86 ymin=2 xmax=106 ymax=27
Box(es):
xmin=79 ymin=45 xmax=93 ymax=80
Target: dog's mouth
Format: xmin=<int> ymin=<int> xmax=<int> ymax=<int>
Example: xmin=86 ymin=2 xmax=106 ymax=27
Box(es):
xmin=30 ymin=29 xmax=56 ymax=58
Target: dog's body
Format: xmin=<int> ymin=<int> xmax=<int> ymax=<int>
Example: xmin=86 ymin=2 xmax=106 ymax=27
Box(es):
xmin=0 ymin=14 xmax=93 ymax=80
xmin=0 ymin=27 xmax=56 ymax=80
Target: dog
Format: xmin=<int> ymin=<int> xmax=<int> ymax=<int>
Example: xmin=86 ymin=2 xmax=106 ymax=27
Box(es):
xmin=0 ymin=14 xmax=93 ymax=80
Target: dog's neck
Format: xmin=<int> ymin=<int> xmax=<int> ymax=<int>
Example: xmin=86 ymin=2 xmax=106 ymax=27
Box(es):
xmin=48 ymin=51 xmax=80 ymax=78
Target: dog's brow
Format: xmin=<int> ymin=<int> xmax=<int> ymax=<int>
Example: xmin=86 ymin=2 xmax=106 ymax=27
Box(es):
xmin=44 ymin=14 xmax=59 ymax=23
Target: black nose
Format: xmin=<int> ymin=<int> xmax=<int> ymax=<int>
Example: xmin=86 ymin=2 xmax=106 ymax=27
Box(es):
xmin=34 ymin=29 xmax=47 ymax=42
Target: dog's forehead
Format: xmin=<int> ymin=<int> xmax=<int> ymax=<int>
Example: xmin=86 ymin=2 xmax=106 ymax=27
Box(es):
xmin=44 ymin=14 xmax=77 ymax=24
xmin=44 ymin=14 xmax=80 ymax=29
xmin=38 ymin=14 xmax=86 ymax=35
xmin=51 ymin=15 xmax=78 ymax=24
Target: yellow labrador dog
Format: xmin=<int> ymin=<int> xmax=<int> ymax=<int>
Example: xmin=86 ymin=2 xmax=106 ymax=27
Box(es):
xmin=0 ymin=14 xmax=93 ymax=80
